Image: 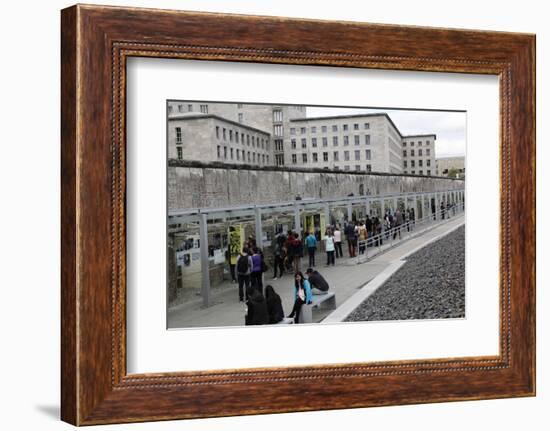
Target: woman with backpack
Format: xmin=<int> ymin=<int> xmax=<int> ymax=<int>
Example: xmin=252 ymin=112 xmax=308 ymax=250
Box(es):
xmin=236 ymin=247 xmax=253 ymax=302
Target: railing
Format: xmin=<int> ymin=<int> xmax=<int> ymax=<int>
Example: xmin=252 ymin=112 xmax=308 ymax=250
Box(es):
xmin=354 ymin=202 xmax=465 ymax=264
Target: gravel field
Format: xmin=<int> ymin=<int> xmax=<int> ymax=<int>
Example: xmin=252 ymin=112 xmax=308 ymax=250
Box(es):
xmin=346 ymin=225 xmax=465 ymax=322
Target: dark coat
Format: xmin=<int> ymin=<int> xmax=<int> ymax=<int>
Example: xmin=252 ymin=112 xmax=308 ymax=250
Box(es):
xmin=245 ymin=290 xmax=269 ymax=325
xmin=307 ymin=270 xmax=330 ymax=292
xmin=265 ymin=286 xmax=284 ymax=324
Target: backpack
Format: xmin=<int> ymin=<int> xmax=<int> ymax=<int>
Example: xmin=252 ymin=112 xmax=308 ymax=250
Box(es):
xmin=237 ymin=255 xmax=249 ymax=274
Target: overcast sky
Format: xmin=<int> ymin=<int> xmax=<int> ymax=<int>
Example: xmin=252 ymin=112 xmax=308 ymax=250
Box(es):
xmin=306 ymin=106 xmax=466 ymax=158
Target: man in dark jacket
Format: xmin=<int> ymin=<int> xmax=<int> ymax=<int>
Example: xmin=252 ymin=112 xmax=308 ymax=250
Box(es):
xmin=265 ymin=285 xmax=284 ymax=324
xmin=245 ymin=286 xmax=269 ymax=325
xmin=305 ymin=268 xmax=330 ymax=294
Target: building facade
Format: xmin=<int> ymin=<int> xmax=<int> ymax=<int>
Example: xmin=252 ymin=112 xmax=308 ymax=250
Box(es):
xmin=401 ymin=134 xmax=437 ymax=176
xmin=436 ymin=156 xmax=465 ymax=178
xmin=167 ymin=102 xmax=449 ymax=176
xmin=168 ymin=114 xmax=271 ymax=166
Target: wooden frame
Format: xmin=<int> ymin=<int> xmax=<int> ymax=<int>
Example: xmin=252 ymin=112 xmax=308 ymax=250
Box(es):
xmin=61 ymin=4 xmax=536 ymax=426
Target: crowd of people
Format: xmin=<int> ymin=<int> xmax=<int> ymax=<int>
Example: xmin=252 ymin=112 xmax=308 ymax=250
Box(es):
xmin=230 ymin=202 xmax=459 ymax=325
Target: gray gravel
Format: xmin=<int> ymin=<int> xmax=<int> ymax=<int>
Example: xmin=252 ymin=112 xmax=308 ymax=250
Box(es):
xmin=346 ymin=225 xmax=465 ymax=322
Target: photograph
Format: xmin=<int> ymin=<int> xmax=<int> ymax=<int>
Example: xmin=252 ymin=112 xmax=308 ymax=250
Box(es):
xmin=166 ymin=101 xmax=466 ymax=329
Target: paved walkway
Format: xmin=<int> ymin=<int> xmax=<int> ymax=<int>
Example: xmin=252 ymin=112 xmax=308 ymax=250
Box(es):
xmin=167 ymin=214 xmax=465 ymax=329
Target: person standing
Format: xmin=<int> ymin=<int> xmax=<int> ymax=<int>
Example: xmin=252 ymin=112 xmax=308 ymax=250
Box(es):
xmin=290 ymin=233 xmax=303 ymax=273
xmin=357 ymin=221 xmax=367 ymax=254
xmin=250 ymin=247 xmax=264 ymax=294
xmin=324 ymin=229 xmax=336 ymax=266
xmin=236 ymin=247 xmax=253 ymax=302
xmin=393 ymin=209 xmax=403 ymax=240
xmin=333 ymin=225 xmax=343 ymax=258
xmin=272 ymin=240 xmax=285 ymax=280
xmin=287 ymin=272 xmax=313 ymax=324
xmin=305 ymin=231 xmax=318 ymax=268
xmin=345 ymin=222 xmax=357 ymax=258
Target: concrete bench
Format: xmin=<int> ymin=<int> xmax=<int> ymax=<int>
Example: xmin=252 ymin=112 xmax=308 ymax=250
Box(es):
xmin=299 ymin=292 xmax=337 ymax=323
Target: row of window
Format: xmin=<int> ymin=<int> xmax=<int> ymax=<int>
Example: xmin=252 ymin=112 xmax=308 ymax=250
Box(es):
xmin=290 ymin=150 xmax=372 ymax=164
xmin=404 ymin=170 xmax=432 ymax=176
xmin=214 ymin=126 xmax=269 ymax=151
xmin=290 ymin=122 xmax=370 ymax=135
xmin=404 ymin=159 xmax=431 ymax=168
xmin=403 ymin=148 xmax=431 ymax=157
xmin=402 ymin=140 xmax=431 ymax=147
xmin=217 ymin=146 xmax=269 ymax=164
xmin=291 ymin=135 xmax=371 ymax=149
xmin=169 ymin=104 xmax=209 ymax=114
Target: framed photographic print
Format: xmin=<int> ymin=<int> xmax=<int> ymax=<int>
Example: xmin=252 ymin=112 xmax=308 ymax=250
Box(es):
xmin=61 ymin=4 xmax=535 ymax=425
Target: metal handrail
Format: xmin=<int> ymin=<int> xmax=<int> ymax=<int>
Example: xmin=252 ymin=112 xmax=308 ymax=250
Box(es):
xmin=353 ymin=202 xmax=465 ymax=264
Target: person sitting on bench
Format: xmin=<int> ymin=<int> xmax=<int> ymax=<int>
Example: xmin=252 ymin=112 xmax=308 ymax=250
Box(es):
xmin=305 ymin=268 xmax=330 ymax=295
xmin=265 ymin=285 xmax=284 ymax=324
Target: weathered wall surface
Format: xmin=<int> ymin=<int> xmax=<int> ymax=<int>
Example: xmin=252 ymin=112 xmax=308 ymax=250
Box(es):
xmin=168 ymin=161 xmax=464 ymax=211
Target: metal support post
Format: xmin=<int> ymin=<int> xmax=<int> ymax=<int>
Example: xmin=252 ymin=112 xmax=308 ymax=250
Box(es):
xmin=199 ymin=212 xmax=211 ymax=307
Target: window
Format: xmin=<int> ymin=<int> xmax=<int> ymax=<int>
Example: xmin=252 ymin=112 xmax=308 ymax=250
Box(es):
xmin=343 ymin=124 xmax=349 ymax=131
xmin=411 ymin=149 xmax=415 ymax=157
xmin=322 ymin=137 xmax=328 ymax=147
xmin=418 ymin=141 xmax=422 ymax=146
xmin=426 ymin=148 xmax=431 ymax=156
xmin=419 ymin=149 xmax=423 ymax=156
xmin=355 ymin=165 xmax=361 ymax=171
xmin=365 ymin=135 xmax=371 ymax=145
xmin=215 ymin=126 xmax=220 ymax=139
xmin=176 ymin=147 xmax=183 ymax=160
xmin=300 ymin=138 xmax=306 ymax=148
xmin=247 ymin=135 xmax=250 ymax=145
xmin=237 ymin=103 xmax=243 ymax=108
xmin=411 ymin=160 xmax=415 ymax=168
xmin=334 ymin=165 xmax=340 ymax=170
xmin=301 ymin=127 xmax=307 ymax=134
xmin=333 ymin=151 xmax=339 ymax=161
xmin=188 ymin=104 xmax=193 ymax=112
xmin=217 ymin=146 xmax=221 ymax=158
xmin=427 ymin=159 xmax=431 ymax=167
xmin=403 ymin=150 xmax=407 ymax=157
xmin=175 ymin=127 xmax=182 ymax=144
xmin=344 ymin=151 xmax=350 ymax=161
xmin=274 ymin=125 xmax=283 ymax=136
xmin=247 ymin=151 xmax=251 ymax=162
xmin=403 ymin=160 xmax=407 ymax=168
xmin=241 ymin=133 xmax=245 ymax=144
xmin=344 ymin=165 xmax=350 ymax=171
xmin=224 ymin=146 xmax=227 ymax=159
xmin=412 ymin=170 xmax=416 ymax=174
xmin=364 ymin=123 xmax=370 ymax=129
xmin=312 ymin=153 xmax=318 ymax=162
xmin=365 ymin=149 xmax=371 ymax=160
xmin=291 ymin=139 xmax=297 ymax=149
xmin=312 ymin=138 xmax=317 ymax=147
xmin=200 ymin=104 xmax=208 ymax=113
xmin=251 ymin=136 xmax=255 ymax=147
xmin=229 ymin=130 xmax=233 ymax=142
xmin=262 ymin=154 xmax=266 ymax=164
xmin=178 ymin=104 xmax=184 ymax=112
xmin=332 ymin=125 xmax=338 ymax=132
xmin=322 ymin=125 xmax=327 ymax=133
xmin=292 ymin=154 xmax=297 ymax=164
xmin=223 ymin=128 xmax=226 ymax=140
xmin=273 ymin=110 xmax=283 ymax=122
xmin=426 ymin=140 xmax=430 ymax=145
xmin=419 ymin=159 xmax=423 ymax=167
xmin=411 ymin=141 xmax=415 ymax=146
xmin=275 ymin=154 xmax=284 ymax=166
xmin=427 ymin=170 xmax=431 ymax=175
xmin=333 ymin=136 xmax=338 ymax=146
xmin=238 ymin=113 xmax=243 ymax=123
xmin=253 ymin=153 xmax=256 ymax=163
xmin=302 ymin=153 xmax=308 ymax=163
xmin=290 ymin=128 xmax=296 ymax=135
xmin=168 ymin=105 xmax=173 ymax=114
xmin=366 ymin=164 xmax=372 ymax=172
xmin=311 ymin=126 xmax=317 ymax=133
xmin=323 ymin=152 xmax=329 ymax=162
xmin=419 ymin=170 xmax=424 ymax=175
xmin=344 ymin=136 xmax=349 ymax=146
xmin=275 ymin=139 xmax=283 ymax=152
xmin=354 ymin=123 xmax=359 ymax=130
xmin=402 ymin=142 xmax=407 ymax=147
xmin=236 ymin=150 xmax=240 ymax=160
xmin=235 ymin=132 xmax=239 ymax=143
xmin=230 ymin=148 xmax=234 ymax=159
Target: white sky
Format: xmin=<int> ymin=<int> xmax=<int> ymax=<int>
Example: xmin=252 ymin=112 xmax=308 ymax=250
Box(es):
xmin=306 ymin=106 xmax=466 ymax=158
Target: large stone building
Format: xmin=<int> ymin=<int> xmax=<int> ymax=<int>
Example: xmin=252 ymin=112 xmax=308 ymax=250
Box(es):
xmin=436 ymin=156 xmax=466 ymax=178
xmin=167 ymin=102 xmax=443 ymax=176
xmin=402 ymin=134 xmax=437 ymax=176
